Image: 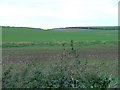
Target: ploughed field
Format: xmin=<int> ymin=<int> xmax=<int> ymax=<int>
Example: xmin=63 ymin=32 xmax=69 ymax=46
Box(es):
xmin=3 ymin=45 xmax=118 ymax=63
xmin=3 ymin=44 xmax=118 ymax=75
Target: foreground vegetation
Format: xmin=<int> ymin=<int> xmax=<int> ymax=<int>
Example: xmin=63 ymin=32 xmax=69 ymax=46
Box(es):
xmin=2 ymin=59 xmax=118 ymax=88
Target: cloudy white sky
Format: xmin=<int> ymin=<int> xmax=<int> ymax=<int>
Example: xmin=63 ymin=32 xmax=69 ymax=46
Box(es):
xmin=0 ymin=0 xmax=119 ymax=29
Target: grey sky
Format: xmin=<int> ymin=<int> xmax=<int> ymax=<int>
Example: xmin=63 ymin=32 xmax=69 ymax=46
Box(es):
xmin=0 ymin=0 xmax=119 ymax=29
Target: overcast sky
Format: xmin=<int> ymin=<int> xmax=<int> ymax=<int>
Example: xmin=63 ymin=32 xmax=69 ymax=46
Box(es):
xmin=0 ymin=0 xmax=119 ymax=29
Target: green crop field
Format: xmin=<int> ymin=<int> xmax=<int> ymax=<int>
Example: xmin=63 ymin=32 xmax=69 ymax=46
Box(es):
xmin=2 ymin=26 xmax=118 ymax=42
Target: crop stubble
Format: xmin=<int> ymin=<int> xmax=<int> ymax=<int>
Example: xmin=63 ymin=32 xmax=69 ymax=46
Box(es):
xmin=2 ymin=45 xmax=118 ymax=63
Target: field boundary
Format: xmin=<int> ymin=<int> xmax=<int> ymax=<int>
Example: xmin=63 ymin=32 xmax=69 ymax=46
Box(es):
xmin=2 ymin=40 xmax=119 ymax=48
xmin=2 ymin=40 xmax=119 ymax=45
xmin=52 ymin=27 xmax=119 ymax=30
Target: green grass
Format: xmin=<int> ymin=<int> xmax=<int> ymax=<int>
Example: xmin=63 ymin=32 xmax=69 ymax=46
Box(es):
xmin=2 ymin=26 xmax=118 ymax=42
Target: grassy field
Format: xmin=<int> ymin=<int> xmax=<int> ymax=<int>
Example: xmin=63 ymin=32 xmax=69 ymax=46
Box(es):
xmin=2 ymin=26 xmax=118 ymax=42
xmin=2 ymin=26 xmax=119 ymax=88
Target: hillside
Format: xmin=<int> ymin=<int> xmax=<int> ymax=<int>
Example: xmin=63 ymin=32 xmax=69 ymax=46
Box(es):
xmin=2 ymin=26 xmax=118 ymax=42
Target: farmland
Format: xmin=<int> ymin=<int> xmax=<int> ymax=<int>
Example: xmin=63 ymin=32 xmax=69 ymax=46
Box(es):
xmin=2 ymin=26 xmax=118 ymax=42
xmin=2 ymin=26 xmax=119 ymax=88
